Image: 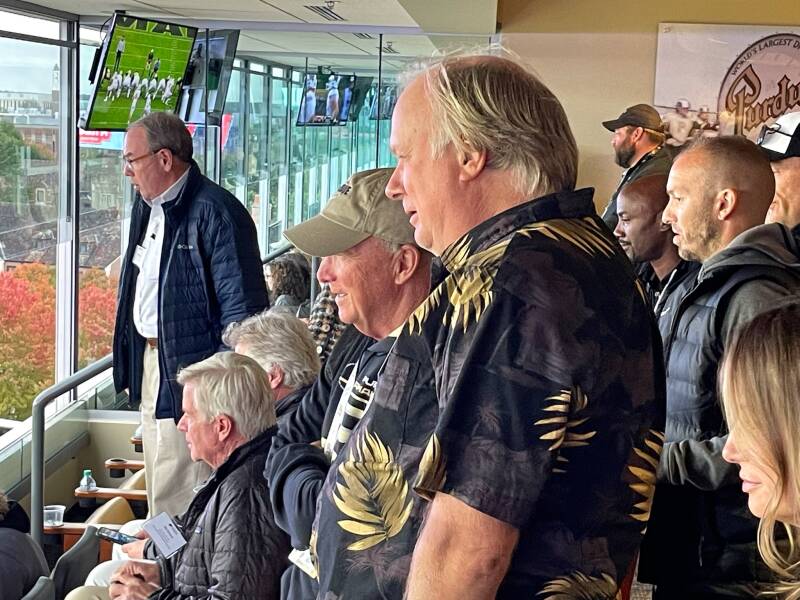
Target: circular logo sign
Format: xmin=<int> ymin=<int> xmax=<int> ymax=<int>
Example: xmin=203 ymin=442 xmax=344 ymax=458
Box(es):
xmin=718 ymin=33 xmax=800 ymax=139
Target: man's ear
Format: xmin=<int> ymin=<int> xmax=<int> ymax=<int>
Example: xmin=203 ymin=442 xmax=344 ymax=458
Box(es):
xmin=157 ymin=148 xmax=174 ymax=173
xmin=216 ymin=414 xmax=234 ymax=441
xmin=458 ymin=141 xmax=487 ymax=183
xmin=716 ymin=188 xmax=737 ymax=220
xmin=267 ymin=366 xmax=284 ymax=390
xmin=393 ymin=244 xmax=421 ymax=285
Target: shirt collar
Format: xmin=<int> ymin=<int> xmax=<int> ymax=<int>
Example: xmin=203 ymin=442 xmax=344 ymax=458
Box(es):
xmin=440 ymin=187 xmax=597 ymax=273
xmin=147 ymin=166 xmax=190 ymax=208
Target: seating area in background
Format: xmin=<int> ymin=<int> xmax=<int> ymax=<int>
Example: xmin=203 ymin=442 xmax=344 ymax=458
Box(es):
xmin=23 ymin=525 xmax=100 ymax=600
xmin=36 ymin=430 xmax=146 ymax=599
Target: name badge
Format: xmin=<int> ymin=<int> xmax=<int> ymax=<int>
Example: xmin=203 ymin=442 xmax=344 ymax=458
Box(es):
xmin=142 ymin=512 xmax=187 ymax=558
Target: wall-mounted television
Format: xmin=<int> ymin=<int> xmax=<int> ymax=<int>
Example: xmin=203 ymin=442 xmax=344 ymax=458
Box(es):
xmin=342 ymin=76 xmax=373 ymax=122
xmin=296 ymin=72 xmax=356 ymax=126
xmin=177 ymin=29 xmax=239 ymax=125
xmin=80 ymin=13 xmax=198 ymax=131
xmin=369 ymin=83 xmax=398 ymax=120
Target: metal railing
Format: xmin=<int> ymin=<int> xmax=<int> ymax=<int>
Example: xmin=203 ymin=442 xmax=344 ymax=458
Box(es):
xmin=30 ymin=353 xmax=113 ymax=547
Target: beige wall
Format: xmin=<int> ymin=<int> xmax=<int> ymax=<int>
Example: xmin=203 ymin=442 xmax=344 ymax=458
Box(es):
xmin=497 ymin=0 xmax=800 ymax=209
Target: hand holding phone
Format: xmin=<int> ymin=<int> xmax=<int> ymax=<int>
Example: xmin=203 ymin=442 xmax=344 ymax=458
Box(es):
xmin=96 ymin=526 xmax=139 ymax=545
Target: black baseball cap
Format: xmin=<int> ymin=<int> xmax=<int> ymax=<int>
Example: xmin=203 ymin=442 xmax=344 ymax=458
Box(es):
xmin=603 ymin=104 xmax=663 ymax=132
xmin=757 ymin=111 xmax=800 ymax=161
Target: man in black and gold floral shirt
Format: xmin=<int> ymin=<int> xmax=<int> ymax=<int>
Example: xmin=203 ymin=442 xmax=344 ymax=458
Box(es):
xmin=310 ymin=53 xmax=666 ymax=599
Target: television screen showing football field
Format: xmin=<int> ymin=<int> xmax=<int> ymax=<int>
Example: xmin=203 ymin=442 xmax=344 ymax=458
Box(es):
xmin=83 ymin=14 xmax=198 ymax=131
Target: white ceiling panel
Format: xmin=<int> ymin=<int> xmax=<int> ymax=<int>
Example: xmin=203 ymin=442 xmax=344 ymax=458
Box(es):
xmin=13 ymin=0 xmax=494 ymax=72
xmin=264 ymin=0 xmax=418 ymax=27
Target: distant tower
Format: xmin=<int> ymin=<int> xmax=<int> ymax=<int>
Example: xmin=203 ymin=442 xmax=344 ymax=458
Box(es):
xmin=51 ymin=63 xmax=59 ymax=108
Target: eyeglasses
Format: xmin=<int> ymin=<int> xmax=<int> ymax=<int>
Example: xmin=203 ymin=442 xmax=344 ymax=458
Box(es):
xmin=757 ymin=123 xmax=792 ymax=145
xmin=122 ymin=148 xmax=164 ymax=170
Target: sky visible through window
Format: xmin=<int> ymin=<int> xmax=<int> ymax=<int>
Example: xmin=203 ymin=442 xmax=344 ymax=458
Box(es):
xmin=0 ymin=11 xmax=100 ymax=94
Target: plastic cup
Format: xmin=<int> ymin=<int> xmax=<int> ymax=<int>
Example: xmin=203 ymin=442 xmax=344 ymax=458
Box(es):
xmin=43 ymin=504 xmax=66 ymax=527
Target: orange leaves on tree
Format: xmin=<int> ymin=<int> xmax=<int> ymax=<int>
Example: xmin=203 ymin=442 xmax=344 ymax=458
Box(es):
xmin=0 ymin=263 xmax=117 ymax=420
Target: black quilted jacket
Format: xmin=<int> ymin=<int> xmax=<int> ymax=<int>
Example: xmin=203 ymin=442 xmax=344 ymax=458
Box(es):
xmin=147 ymin=427 xmax=289 ymax=599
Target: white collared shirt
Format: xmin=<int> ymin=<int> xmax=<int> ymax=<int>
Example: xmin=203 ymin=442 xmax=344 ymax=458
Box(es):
xmin=132 ymin=168 xmax=190 ymax=339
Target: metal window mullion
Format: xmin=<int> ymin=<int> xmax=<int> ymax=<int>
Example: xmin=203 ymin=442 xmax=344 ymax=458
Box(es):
xmin=54 ymin=18 xmax=78 ymax=404
xmin=375 ymin=34 xmax=383 ymax=166
xmin=0 ymin=0 xmax=77 ymax=22
xmin=241 ymin=61 xmax=250 ymax=212
xmin=261 ymin=72 xmax=270 ymax=253
xmin=281 ymin=71 xmax=291 ymax=236
xmin=0 ymin=29 xmax=75 ymax=47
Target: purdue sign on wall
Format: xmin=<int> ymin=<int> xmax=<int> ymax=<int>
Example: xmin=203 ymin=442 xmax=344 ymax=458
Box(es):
xmin=719 ymin=34 xmax=800 ymax=137
xmin=655 ymin=23 xmax=800 ymax=143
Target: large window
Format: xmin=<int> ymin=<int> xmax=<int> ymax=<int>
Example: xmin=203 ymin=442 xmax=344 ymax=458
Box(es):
xmin=0 ymin=24 xmax=66 ymax=421
xmin=77 ymin=43 xmax=126 ymax=371
xmin=0 ymin=13 xmax=402 ymax=428
xmin=221 ymin=69 xmax=245 ymax=202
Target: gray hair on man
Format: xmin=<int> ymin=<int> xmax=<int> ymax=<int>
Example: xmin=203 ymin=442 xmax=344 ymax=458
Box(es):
xmin=0 ymin=490 xmax=8 ymax=521
xmin=177 ymin=352 xmax=276 ymax=441
xmin=129 ymin=112 xmax=194 ymax=163
xmin=222 ymin=310 xmax=320 ymax=389
xmin=403 ymin=47 xmax=578 ymax=199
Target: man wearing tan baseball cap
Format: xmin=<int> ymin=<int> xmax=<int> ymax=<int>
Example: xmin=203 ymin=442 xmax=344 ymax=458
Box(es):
xmin=285 ymin=168 xmax=419 ymax=257
xmin=265 ymin=167 xmax=432 ymax=600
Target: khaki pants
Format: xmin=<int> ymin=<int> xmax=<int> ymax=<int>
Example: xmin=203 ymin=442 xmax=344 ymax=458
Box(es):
xmin=140 ymin=344 xmax=210 ymax=517
xmin=64 ymin=587 xmax=110 ymax=600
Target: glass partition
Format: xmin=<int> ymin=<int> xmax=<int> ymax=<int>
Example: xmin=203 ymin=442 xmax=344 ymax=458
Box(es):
xmin=77 ymin=43 xmax=127 ymax=371
xmin=0 ymin=34 xmax=65 ymax=421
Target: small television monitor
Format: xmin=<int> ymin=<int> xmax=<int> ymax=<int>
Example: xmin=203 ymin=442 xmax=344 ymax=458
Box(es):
xmin=81 ymin=13 xmax=198 ymax=131
xmin=369 ymin=83 xmax=398 ymax=120
xmin=177 ymin=29 xmax=239 ymax=125
xmin=296 ymin=72 xmax=354 ymax=126
xmin=342 ymin=76 xmax=373 ymax=122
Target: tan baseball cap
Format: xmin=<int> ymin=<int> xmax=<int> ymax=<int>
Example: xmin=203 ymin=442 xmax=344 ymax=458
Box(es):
xmin=283 ymin=168 xmax=416 ymax=257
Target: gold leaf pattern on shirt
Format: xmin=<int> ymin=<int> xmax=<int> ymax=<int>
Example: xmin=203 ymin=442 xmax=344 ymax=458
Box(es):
xmin=407 ymin=236 xmax=508 ymax=335
xmin=414 ymin=433 xmax=446 ymax=501
xmin=535 ymin=387 xmax=596 ymax=455
xmin=332 ymin=430 xmax=414 ymax=551
xmin=520 ymin=217 xmax=617 ymax=257
xmin=628 ymin=429 xmax=665 ymax=531
xmin=440 ymin=233 xmax=472 ymax=272
xmin=538 ymin=571 xmax=621 ymax=599
xmin=406 ymin=282 xmax=443 ymax=335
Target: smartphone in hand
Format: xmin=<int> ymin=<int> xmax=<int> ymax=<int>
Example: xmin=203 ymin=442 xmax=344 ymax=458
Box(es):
xmin=95 ymin=526 xmax=138 ymax=545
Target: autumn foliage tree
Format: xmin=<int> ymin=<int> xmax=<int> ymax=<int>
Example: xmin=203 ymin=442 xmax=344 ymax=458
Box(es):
xmin=0 ymin=263 xmax=117 ymax=421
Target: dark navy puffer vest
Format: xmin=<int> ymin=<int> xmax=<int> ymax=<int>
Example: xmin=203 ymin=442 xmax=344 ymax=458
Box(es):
xmin=641 ymin=228 xmax=800 ymax=586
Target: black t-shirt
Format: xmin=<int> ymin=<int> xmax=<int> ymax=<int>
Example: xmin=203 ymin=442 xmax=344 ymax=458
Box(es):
xmin=312 ymin=189 xmax=666 ymax=598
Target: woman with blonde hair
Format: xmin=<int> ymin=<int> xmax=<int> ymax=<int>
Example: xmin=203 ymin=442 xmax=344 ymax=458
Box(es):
xmin=722 ymin=300 xmax=800 ymax=599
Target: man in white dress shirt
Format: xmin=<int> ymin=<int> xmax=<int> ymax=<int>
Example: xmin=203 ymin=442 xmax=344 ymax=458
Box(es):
xmin=113 ymin=112 xmax=267 ymax=517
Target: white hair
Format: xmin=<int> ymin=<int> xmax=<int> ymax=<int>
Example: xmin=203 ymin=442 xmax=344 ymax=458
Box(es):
xmin=222 ymin=311 xmax=320 ymax=389
xmin=177 ymin=352 xmax=276 ymax=441
xmin=0 ymin=490 xmax=8 ymax=521
xmin=401 ymin=46 xmax=578 ymax=199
